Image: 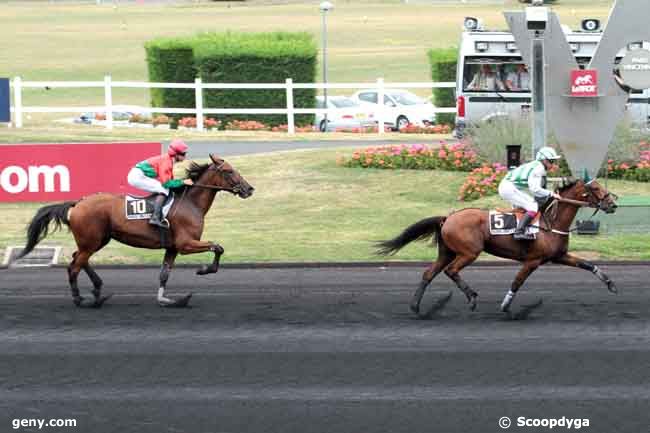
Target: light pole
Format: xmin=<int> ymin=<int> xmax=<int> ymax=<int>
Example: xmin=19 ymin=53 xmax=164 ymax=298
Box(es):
xmin=320 ymin=1 xmax=333 ymax=132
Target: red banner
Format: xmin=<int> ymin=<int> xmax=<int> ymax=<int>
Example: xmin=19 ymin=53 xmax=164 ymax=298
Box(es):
xmin=0 ymin=142 xmax=160 ymax=202
xmin=570 ymin=69 xmax=598 ymax=97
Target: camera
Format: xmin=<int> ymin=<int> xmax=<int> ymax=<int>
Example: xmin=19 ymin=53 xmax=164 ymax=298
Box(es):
xmin=525 ymin=6 xmax=548 ymax=31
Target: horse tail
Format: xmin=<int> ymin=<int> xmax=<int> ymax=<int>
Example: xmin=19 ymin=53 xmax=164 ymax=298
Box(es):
xmin=16 ymin=201 xmax=77 ymax=260
xmin=376 ymin=216 xmax=446 ymax=256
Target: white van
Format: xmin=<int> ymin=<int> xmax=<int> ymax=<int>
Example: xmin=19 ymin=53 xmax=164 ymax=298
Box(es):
xmin=454 ymin=19 xmax=650 ymax=135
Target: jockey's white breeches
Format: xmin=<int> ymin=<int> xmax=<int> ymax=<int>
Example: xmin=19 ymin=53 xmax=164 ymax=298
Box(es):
xmin=498 ymin=179 xmax=538 ymax=213
xmin=127 ymin=168 xmax=169 ymax=195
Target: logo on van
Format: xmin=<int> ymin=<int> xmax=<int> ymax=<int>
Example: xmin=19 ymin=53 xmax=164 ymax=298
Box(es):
xmin=0 ymin=165 xmax=71 ymax=194
xmin=570 ymin=70 xmax=598 ymax=97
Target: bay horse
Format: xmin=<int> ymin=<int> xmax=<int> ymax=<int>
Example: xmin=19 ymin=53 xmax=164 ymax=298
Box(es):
xmin=15 ymin=154 xmax=254 ymax=308
xmin=378 ymin=178 xmax=618 ymax=318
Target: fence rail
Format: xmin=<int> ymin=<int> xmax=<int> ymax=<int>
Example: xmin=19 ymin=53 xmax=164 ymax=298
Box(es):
xmin=10 ymin=76 xmax=456 ymax=135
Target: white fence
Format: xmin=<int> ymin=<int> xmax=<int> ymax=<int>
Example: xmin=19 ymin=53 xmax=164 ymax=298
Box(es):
xmin=10 ymin=76 xmax=456 ymax=135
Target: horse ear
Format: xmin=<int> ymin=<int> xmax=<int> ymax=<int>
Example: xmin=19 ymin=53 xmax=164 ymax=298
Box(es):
xmin=209 ymin=154 xmax=223 ymax=165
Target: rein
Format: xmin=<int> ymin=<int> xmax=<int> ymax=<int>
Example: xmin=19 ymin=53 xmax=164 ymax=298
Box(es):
xmin=533 ymin=196 xmax=598 ymax=236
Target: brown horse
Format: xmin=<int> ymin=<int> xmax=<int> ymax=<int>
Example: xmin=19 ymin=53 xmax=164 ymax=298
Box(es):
xmin=378 ymin=178 xmax=618 ymax=318
xmin=16 ymin=154 xmax=254 ymax=308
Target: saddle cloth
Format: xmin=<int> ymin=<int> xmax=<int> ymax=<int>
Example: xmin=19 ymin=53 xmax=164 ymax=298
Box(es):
xmin=488 ymin=210 xmax=540 ymax=236
xmin=125 ymin=194 xmax=174 ymax=221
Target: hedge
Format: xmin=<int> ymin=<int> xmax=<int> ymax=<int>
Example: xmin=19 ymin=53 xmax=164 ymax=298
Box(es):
xmin=195 ymin=32 xmax=317 ymax=127
xmin=428 ymin=47 xmax=458 ymax=127
xmin=144 ymin=37 xmax=197 ymax=116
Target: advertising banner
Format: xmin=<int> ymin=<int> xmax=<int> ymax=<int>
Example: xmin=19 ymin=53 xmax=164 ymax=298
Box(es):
xmin=0 ymin=142 xmax=160 ymax=202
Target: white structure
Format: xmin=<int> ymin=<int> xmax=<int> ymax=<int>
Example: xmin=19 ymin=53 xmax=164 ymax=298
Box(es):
xmin=9 ymin=77 xmax=455 ymax=135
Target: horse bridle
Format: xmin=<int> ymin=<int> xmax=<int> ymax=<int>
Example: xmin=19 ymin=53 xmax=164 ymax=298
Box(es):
xmin=538 ymin=183 xmax=616 ymax=235
xmin=578 ymin=182 xmax=618 ymax=212
xmin=192 ymin=161 xmax=243 ymax=194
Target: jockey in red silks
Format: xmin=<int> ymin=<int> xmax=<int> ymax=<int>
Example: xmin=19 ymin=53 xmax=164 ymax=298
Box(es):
xmin=127 ymin=139 xmax=193 ymax=228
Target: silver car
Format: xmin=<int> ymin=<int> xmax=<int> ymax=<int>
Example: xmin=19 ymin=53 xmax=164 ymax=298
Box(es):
xmin=315 ymin=96 xmax=374 ymax=132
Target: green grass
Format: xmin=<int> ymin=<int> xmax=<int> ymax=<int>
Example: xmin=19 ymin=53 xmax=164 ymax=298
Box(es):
xmin=2 ymin=147 xmax=650 ymax=265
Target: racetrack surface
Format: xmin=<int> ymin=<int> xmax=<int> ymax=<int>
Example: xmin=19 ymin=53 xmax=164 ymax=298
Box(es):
xmin=1 ymin=264 xmax=649 ymax=433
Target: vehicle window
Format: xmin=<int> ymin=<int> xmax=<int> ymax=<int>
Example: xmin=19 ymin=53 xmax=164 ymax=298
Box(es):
xmin=388 ymin=92 xmax=422 ymax=105
xmin=316 ymin=99 xmax=325 ymax=109
xmin=384 ymin=95 xmax=394 ymax=106
xmin=331 ymin=98 xmax=358 ymax=108
xmin=463 ymin=62 xmax=530 ymax=93
xmin=358 ymin=92 xmax=377 ymax=104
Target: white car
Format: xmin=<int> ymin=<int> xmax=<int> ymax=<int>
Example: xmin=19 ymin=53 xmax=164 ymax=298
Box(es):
xmin=315 ymin=96 xmax=374 ymax=132
xmin=350 ymin=89 xmax=436 ymax=130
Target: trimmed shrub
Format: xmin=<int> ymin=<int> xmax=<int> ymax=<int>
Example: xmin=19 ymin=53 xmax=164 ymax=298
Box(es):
xmin=144 ymin=37 xmax=197 ymax=115
xmin=195 ymin=32 xmax=317 ymax=127
xmin=428 ymin=47 xmax=457 ymax=126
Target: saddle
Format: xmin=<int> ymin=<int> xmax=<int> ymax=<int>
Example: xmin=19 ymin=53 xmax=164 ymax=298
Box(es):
xmin=488 ymin=209 xmax=540 ymax=238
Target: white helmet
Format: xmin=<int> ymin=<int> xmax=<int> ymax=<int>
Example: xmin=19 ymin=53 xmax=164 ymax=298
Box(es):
xmin=536 ymin=146 xmax=561 ymax=161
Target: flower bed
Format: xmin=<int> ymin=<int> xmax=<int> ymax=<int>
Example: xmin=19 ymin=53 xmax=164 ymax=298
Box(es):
xmin=458 ymin=163 xmax=508 ymax=201
xmin=606 ymin=148 xmax=650 ymax=182
xmin=340 ymin=142 xmax=480 ymax=171
xmin=399 ymin=123 xmax=452 ymax=134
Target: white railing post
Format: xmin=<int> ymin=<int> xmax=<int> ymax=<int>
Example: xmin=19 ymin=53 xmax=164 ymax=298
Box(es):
xmin=286 ymin=78 xmax=295 ymax=135
xmin=377 ymin=77 xmax=385 ymax=135
xmin=104 ymin=75 xmax=113 ymax=130
xmin=195 ymin=77 xmax=204 ymax=131
xmin=13 ymin=76 xmax=22 ymax=128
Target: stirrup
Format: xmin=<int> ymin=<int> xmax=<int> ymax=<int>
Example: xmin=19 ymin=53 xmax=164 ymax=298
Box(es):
xmin=149 ymin=217 xmax=169 ymax=229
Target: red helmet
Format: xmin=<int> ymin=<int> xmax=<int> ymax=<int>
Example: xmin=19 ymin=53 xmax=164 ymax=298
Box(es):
xmin=168 ymin=139 xmax=189 ymax=156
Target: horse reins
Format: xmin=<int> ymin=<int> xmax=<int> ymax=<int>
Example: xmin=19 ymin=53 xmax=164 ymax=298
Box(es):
xmin=533 ymin=192 xmax=602 ymax=236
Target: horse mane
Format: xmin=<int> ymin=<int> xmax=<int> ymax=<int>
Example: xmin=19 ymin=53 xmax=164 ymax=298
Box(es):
xmin=556 ymin=178 xmax=580 ymax=193
xmin=184 ymin=160 xmax=211 ymax=182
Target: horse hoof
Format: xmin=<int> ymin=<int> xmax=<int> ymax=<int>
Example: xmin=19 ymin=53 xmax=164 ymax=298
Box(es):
xmin=73 ymin=296 xmax=84 ymax=307
xmin=197 ymin=265 xmax=217 ymax=275
xmin=409 ymin=303 xmax=420 ymax=315
xmin=92 ymin=294 xmax=113 ymax=308
xmin=417 ymin=291 xmax=452 ymax=320
xmin=160 ymin=293 xmax=193 ymax=308
xmin=607 ymin=282 xmax=618 ymax=294
xmin=469 ymin=294 xmax=478 ymax=311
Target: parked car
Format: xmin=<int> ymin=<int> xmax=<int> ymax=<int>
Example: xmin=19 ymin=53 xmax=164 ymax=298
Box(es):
xmin=315 ymin=96 xmax=374 ymax=132
xmin=350 ymin=89 xmax=436 ymax=130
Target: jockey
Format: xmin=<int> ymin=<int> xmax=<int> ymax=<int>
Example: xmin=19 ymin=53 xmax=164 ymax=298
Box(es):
xmin=127 ymin=139 xmax=194 ymax=228
xmin=498 ymin=146 xmax=562 ymax=239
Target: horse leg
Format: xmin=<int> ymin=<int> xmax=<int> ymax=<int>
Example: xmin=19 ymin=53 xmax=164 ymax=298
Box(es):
xmin=444 ymin=254 xmax=479 ymax=311
xmin=196 ymin=244 xmax=225 ymax=276
xmin=410 ymin=249 xmax=455 ymax=315
xmin=552 ymin=253 xmax=617 ymax=293
xmin=157 ymin=248 xmax=191 ymax=308
xmin=500 ymin=260 xmax=541 ymax=313
xmin=68 ymin=250 xmax=103 ymax=308
xmin=178 ymin=239 xmax=224 ymax=275
xmin=82 ymin=263 xmax=112 ymax=308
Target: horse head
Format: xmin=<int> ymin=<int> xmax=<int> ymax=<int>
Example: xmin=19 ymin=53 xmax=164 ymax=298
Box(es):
xmin=557 ymin=177 xmax=618 ymax=214
xmin=190 ymin=154 xmax=254 ymax=198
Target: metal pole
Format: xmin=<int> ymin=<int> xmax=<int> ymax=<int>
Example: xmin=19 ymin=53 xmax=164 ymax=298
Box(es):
xmin=531 ymin=35 xmax=546 ymax=159
xmin=322 ymin=10 xmax=328 ymax=132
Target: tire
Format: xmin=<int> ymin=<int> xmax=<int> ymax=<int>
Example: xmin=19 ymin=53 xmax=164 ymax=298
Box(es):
xmin=319 ymin=119 xmax=327 ymax=132
xmin=396 ymin=115 xmax=409 ymax=131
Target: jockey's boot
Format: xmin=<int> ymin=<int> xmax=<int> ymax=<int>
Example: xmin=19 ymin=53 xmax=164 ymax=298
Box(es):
xmin=149 ymin=194 xmax=168 ymax=228
xmin=513 ymin=212 xmax=535 ymax=240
